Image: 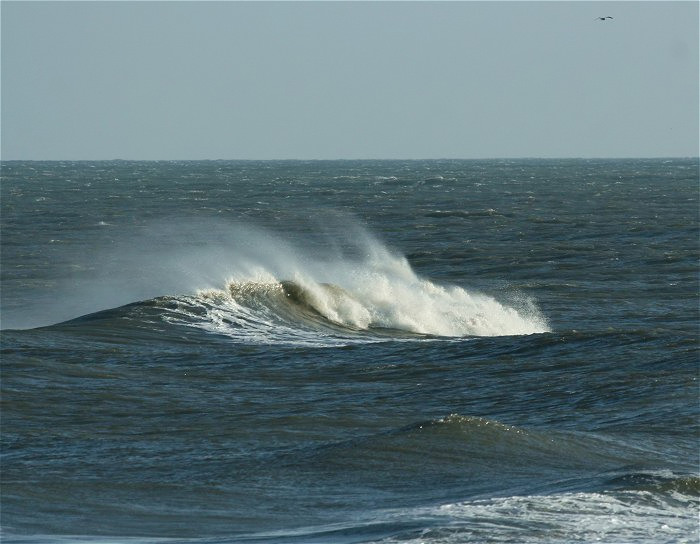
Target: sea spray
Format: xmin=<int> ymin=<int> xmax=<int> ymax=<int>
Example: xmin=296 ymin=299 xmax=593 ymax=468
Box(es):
xmin=32 ymin=216 xmax=549 ymax=338
xmin=178 ymin=219 xmax=550 ymax=341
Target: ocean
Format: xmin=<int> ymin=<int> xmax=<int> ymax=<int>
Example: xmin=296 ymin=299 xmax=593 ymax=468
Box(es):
xmin=1 ymin=159 xmax=698 ymax=543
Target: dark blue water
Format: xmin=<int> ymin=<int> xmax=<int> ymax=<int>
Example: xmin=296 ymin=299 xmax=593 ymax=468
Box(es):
xmin=1 ymin=159 xmax=698 ymax=543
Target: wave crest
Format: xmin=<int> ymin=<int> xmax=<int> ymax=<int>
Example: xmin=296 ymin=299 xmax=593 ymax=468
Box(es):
xmin=38 ymin=218 xmax=550 ymax=344
xmin=167 ymin=262 xmax=549 ymax=345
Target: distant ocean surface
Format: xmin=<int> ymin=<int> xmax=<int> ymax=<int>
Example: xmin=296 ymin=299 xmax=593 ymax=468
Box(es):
xmin=1 ymin=159 xmax=698 ymax=543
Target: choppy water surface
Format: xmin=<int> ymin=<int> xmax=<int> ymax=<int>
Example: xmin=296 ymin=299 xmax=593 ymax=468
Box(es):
xmin=1 ymin=159 xmax=698 ymax=542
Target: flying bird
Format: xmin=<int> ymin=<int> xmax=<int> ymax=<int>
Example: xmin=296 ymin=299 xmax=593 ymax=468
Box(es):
xmin=596 ymin=16 xmax=613 ymax=21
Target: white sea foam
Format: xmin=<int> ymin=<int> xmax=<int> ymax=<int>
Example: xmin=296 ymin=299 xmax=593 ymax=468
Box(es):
xmin=159 ymin=219 xmax=549 ymax=344
xmin=350 ymin=480 xmax=700 ymax=544
xmin=370 ymin=485 xmax=699 ymax=543
xmin=224 ymin=478 xmax=699 ymax=544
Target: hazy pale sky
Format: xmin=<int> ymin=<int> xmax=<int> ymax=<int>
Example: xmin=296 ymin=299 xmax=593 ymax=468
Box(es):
xmin=2 ymin=1 xmax=698 ymax=160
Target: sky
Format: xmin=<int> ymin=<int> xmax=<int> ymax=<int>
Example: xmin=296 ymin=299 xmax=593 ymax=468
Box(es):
xmin=1 ymin=1 xmax=698 ymax=160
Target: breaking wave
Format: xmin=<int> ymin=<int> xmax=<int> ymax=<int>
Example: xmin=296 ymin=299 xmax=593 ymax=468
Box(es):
xmin=161 ymin=252 xmax=549 ymax=346
xmin=42 ymin=218 xmax=550 ymax=345
xmin=187 ymin=272 xmax=546 ymax=340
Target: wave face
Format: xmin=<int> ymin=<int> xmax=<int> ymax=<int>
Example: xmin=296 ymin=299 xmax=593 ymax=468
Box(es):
xmin=144 ymin=222 xmax=550 ymax=345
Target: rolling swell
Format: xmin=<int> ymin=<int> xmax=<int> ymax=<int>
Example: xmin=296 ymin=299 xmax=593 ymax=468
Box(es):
xmin=284 ymin=414 xmax=683 ymax=488
xmin=235 ymin=415 xmax=699 ymax=543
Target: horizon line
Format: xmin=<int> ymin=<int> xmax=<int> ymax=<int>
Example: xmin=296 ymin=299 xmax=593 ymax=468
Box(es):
xmin=2 ymin=156 xmax=698 ymax=162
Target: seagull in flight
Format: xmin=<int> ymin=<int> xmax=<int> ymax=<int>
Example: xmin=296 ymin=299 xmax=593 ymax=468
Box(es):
xmin=596 ymin=16 xmax=613 ymax=21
